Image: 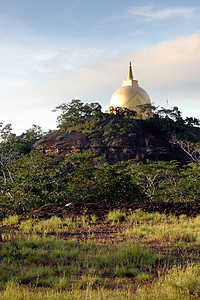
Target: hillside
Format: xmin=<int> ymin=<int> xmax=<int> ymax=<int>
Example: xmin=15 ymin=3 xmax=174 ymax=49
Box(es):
xmin=1 ymin=100 xmax=200 ymax=219
xmin=33 ymin=119 xmax=198 ymax=165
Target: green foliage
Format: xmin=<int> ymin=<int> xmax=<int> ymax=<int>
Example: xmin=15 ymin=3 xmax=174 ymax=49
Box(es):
xmin=0 ymin=123 xmax=44 ymax=192
xmin=56 ymin=135 xmax=64 ymax=141
xmin=1 ymin=148 xmax=200 ymax=219
xmin=53 ymin=99 xmax=102 ymax=130
xmin=129 ymin=160 xmax=200 ymax=202
xmin=101 ymin=111 xmax=136 ymax=142
xmin=52 ymin=101 xmax=200 ymax=165
xmin=53 ymin=99 xmax=137 ymax=142
xmin=1 ymin=100 xmax=200 ymax=218
xmin=0 ymin=151 xmax=69 ymax=217
xmin=148 ymin=106 xmax=200 ymax=142
xmin=0 ymin=123 xmax=43 ymax=155
xmin=64 ymin=154 xmax=145 ymax=204
xmin=0 ymin=152 xmax=145 ymax=218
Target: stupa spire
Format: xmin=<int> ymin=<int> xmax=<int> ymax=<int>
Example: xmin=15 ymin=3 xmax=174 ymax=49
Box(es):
xmin=127 ymin=61 xmax=133 ymax=80
xmin=122 ymin=61 xmax=139 ymax=87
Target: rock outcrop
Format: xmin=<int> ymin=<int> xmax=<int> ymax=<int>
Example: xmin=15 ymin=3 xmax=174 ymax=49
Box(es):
xmin=33 ymin=120 xmax=190 ymax=164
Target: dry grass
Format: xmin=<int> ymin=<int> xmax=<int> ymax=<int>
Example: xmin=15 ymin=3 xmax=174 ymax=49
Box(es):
xmin=0 ymin=209 xmax=200 ymax=299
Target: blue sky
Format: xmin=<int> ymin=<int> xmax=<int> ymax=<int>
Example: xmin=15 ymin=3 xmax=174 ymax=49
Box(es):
xmin=0 ymin=0 xmax=200 ymax=134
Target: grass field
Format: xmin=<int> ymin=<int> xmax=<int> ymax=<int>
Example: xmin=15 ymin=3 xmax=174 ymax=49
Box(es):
xmin=0 ymin=209 xmax=200 ymax=299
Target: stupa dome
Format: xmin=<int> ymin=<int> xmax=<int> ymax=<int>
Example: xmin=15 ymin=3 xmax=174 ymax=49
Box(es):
xmin=109 ymin=62 xmax=151 ymax=119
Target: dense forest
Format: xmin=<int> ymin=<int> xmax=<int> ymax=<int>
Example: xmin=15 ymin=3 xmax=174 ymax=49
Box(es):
xmin=0 ymin=100 xmax=200 ymax=218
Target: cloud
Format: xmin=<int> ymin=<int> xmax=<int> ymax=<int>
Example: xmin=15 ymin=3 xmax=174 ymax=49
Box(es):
xmin=11 ymin=31 xmax=200 ymax=114
xmin=135 ymin=32 xmax=200 ymax=86
xmin=2 ymin=31 xmax=200 ymax=134
xmin=128 ymin=5 xmax=197 ymax=21
xmin=132 ymin=32 xmax=200 ymax=118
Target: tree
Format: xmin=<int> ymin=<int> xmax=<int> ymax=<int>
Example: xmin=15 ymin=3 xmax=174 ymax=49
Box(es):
xmin=136 ymin=103 xmax=156 ymax=118
xmin=171 ymin=137 xmax=200 ymax=166
xmin=111 ymin=106 xmax=137 ymax=118
xmin=0 ymin=123 xmax=44 ymax=187
xmin=0 ymin=151 xmax=71 ymax=217
xmin=53 ymin=99 xmax=102 ymax=130
xmin=185 ymin=117 xmax=200 ymax=127
xmin=129 ymin=160 xmax=182 ymax=202
xmin=0 ymin=123 xmax=13 ymax=142
xmin=64 ymin=154 xmax=145 ymax=204
xmin=179 ymin=164 xmax=200 ymax=201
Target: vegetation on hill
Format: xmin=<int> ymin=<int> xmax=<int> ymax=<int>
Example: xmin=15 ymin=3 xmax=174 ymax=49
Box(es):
xmin=53 ymin=99 xmax=200 ymax=142
xmin=0 ymin=100 xmax=200 ymax=218
xmin=53 ymin=100 xmax=137 ymax=142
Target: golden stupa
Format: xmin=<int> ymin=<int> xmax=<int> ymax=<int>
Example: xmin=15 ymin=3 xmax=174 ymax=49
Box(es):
xmin=109 ymin=62 xmax=151 ymax=119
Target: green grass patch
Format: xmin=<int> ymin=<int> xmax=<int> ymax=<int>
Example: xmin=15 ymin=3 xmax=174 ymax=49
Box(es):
xmin=0 ymin=232 xmax=168 ymax=290
xmin=124 ymin=210 xmax=200 ymax=246
xmin=2 ymin=215 xmax=19 ymax=227
xmin=107 ymin=210 xmax=126 ymax=224
xmin=135 ymin=263 xmax=200 ymax=299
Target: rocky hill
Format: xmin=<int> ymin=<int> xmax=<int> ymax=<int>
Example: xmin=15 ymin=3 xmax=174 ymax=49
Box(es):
xmin=33 ymin=119 xmax=191 ymax=164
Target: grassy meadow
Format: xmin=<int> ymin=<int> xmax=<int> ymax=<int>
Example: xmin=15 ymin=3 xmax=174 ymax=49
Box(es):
xmin=0 ymin=209 xmax=200 ymax=299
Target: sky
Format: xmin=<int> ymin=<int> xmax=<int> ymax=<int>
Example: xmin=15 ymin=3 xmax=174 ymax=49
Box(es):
xmin=0 ymin=0 xmax=200 ymax=134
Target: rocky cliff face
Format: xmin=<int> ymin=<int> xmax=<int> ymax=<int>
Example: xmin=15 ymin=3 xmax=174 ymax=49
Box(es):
xmin=33 ymin=120 xmax=189 ymax=164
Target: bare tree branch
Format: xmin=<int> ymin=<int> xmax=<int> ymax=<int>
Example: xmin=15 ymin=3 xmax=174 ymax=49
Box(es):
xmin=170 ymin=136 xmax=200 ymax=165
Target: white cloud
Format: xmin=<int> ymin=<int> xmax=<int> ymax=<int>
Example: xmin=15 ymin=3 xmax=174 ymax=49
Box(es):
xmin=128 ymin=5 xmax=197 ymax=21
xmin=135 ymin=32 xmax=200 ymax=86
xmin=132 ymin=32 xmax=200 ymax=118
